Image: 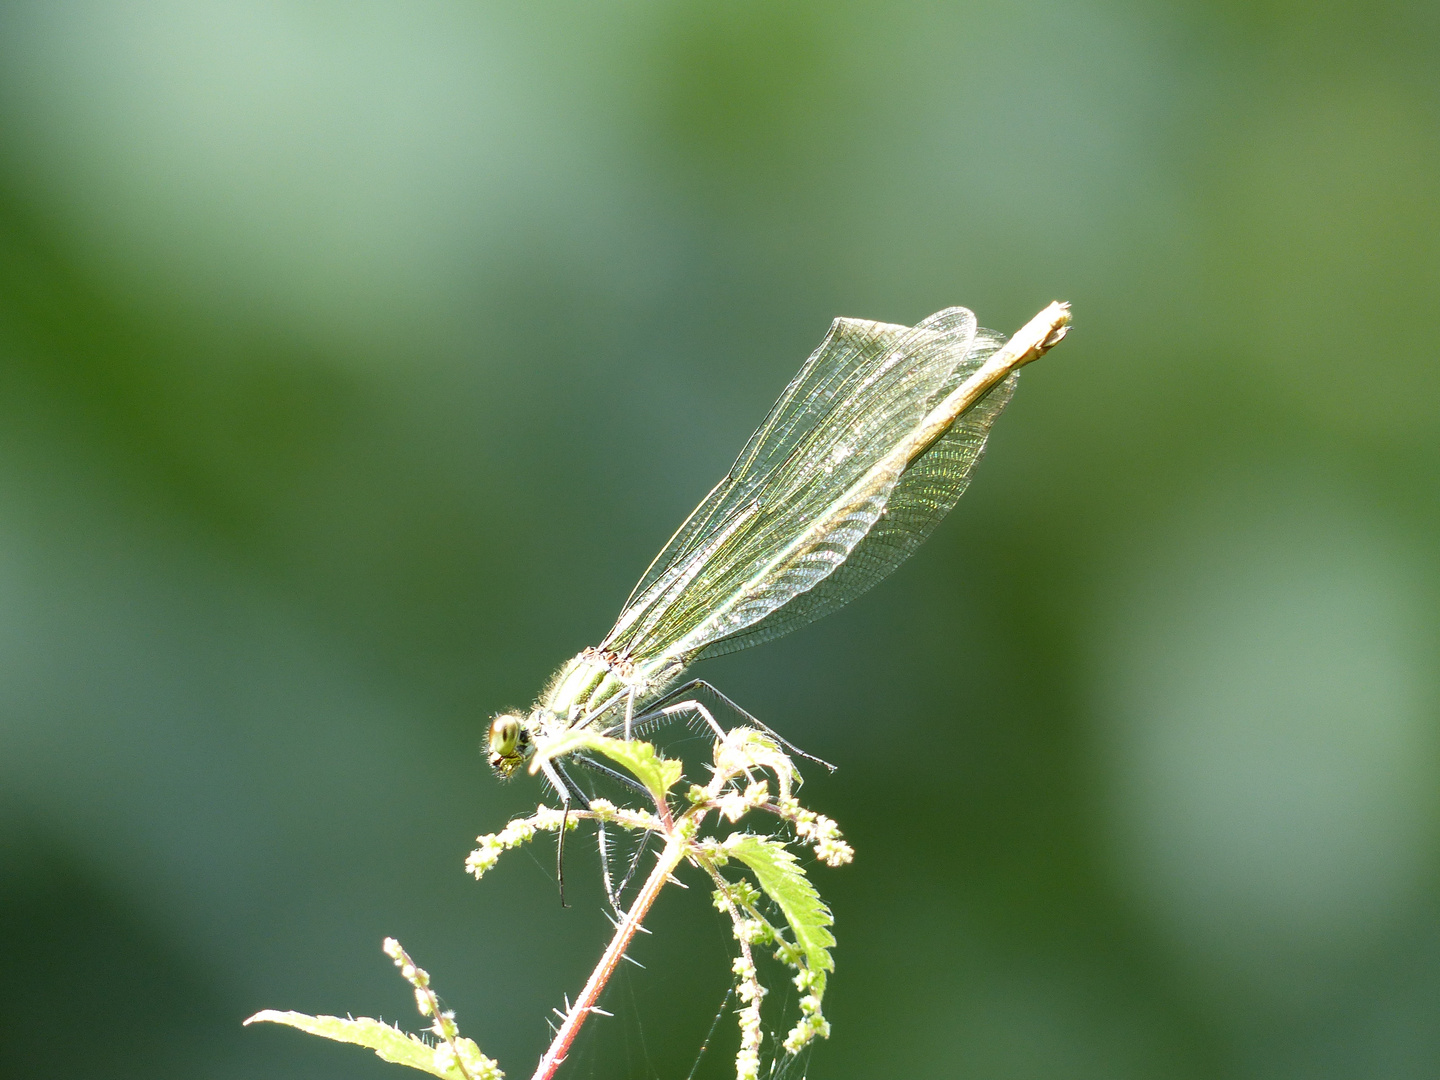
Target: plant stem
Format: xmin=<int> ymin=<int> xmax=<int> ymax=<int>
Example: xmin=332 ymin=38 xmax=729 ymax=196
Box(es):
xmin=529 ymin=829 xmax=689 ymax=1080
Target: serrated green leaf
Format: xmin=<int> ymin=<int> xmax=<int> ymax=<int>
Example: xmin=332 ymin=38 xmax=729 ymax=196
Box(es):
xmin=244 ymin=1011 xmax=499 ymax=1080
xmin=723 ymin=834 xmax=835 ymax=995
xmin=531 ymin=730 xmax=683 ymax=805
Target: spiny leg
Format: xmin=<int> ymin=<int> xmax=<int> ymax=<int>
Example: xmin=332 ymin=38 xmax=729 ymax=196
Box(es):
xmin=643 ymin=678 xmax=837 ymax=772
xmin=622 ymin=696 xmax=725 ymax=743
xmin=621 ymin=698 xmax=766 ymax=790
xmin=574 ymin=750 xmax=656 ymax=906
xmin=659 ymin=699 xmax=726 ymax=742
xmin=568 ymin=755 xmax=634 ymax=911
xmin=556 ymin=757 xmax=649 ymax=912
xmin=659 ymin=699 xmax=768 ymax=785
xmin=557 ymin=759 xmax=611 ymax=913
xmin=572 ymin=752 xmax=650 ymax=800
xmin=540 ymin=758 xmax=576 ymax=908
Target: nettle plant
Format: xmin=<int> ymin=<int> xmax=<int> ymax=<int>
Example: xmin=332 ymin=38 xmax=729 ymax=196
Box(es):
xmin=247 ymin=726 xmax=852 ymax=1080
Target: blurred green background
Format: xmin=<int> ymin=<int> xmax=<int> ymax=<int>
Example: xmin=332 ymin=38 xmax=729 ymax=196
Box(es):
xmin=2 ymin=2 xmax=1438 ymax=1078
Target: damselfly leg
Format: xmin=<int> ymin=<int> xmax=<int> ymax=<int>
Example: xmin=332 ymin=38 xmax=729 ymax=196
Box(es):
xmin=545 ymin=752 xmax=662 ymax=911
xmin=544 ymin=758 xmax=583 ymax=908
xmin=572 ymin=752 xmax=651 ymax=798
xmin=571 ymin=753 xmax=653 ymax=911
xmin=625 ymin=679 xmax=837 ymax=773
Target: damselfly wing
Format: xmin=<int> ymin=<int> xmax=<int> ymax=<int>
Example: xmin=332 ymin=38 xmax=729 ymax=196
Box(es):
xmin=488 ymin=302 xmax=1070 ymax=797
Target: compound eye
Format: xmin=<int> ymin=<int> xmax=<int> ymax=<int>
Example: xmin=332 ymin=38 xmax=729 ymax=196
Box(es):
xmin=489 ymin=715 xmax=521 ymax=758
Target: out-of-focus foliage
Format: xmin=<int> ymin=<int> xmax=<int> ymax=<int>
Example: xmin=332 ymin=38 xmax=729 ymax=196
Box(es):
xmin=1 ymin=3 xmax=1438 ymax=1078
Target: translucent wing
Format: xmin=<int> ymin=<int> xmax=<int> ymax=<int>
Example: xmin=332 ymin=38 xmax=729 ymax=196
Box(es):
xmin=601 ymin=307 xmax=1012 ymax=666
xmin=693 ymin=328 xmax=1014 ymax=659
xmin=619 ymin=312 xmax=961 ymax=608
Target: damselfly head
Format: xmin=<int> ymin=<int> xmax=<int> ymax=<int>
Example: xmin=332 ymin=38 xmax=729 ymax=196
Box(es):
xmin=487 ymin=712 xmax=531 ymax=778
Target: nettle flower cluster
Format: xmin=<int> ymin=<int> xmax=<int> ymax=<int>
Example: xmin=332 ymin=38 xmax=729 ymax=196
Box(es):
xmin=249 ymin=727 xmax=852 ymax=1080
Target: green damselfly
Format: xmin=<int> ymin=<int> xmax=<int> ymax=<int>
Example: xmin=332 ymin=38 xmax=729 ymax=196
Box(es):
xmin=489 ymin=302 xmax=1070 ymax=806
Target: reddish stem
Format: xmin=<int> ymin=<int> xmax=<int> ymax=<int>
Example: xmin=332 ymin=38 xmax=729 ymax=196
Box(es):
xmin=529 ymin=831 xmax=687 ymax=1080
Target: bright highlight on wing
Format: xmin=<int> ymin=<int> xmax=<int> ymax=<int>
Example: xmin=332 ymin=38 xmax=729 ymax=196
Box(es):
xmin=603 ymin=302 xmax=1069 ymax=667
xmin=487 ymin=301 xmax=1071 ymax=787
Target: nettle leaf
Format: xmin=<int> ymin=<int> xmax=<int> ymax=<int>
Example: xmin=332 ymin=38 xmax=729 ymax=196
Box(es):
xmin=532 ymin=731 xmax=683 ymax=805
xmin=244 ymin=1011 xmax=499 ymax=1080
xmin=723 ymin=834 xmax=835 ymax=994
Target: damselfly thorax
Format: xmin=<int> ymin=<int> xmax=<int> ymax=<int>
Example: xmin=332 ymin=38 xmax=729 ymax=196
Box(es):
xmin=487 ymin=647 xmax=686 ymax=777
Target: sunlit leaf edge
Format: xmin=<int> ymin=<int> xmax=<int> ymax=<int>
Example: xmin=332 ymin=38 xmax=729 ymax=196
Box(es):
xmin=244 ymin=1010 xmax=484 ymax=1080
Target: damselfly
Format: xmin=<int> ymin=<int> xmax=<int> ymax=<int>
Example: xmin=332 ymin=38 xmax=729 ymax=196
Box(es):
xmin=489 ymin=302 xmax=1070 ymax=804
